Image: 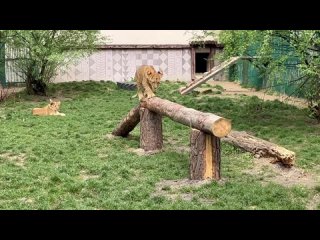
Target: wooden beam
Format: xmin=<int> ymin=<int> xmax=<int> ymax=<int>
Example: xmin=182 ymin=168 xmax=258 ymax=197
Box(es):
xmin=141 ymin=97 xmax=231 ymax=137
xmin=180 ymin=56 xmax=242 ymax=95
xmin=191 ymin=47 xmax=196 ymax=80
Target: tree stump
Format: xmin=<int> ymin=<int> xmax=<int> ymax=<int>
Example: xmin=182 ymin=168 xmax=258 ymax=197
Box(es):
xmin=190 ymin=129 xmax=221 ymax=180
xmin=140 ymin=107 xmax=163 ymax=151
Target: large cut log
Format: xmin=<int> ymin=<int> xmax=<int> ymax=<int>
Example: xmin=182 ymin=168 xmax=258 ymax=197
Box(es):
xmin=222 ymin=131 xmax=295 ymax=166
xmin=112 ymin=105 xmax=140 ymax=137
xmin=141 ymin=97 xmax=231 ymax=137
xmin=140 ymin=107 xmax=163 ymax=151
xmin=190 ymin=129 xmax=221 ymax=180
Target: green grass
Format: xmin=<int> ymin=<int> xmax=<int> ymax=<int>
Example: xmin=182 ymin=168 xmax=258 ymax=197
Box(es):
xmin=0 ymin=80 xmax=318 ymax=209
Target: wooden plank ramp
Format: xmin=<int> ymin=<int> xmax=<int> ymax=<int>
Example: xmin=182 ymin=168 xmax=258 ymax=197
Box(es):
xmin=180 ymin=56 xmax=246 ymax=95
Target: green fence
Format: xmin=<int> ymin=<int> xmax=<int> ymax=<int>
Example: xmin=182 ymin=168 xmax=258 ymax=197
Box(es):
xmin=228 ymin=37 xmax=304 ymax=97
xmin=229 ymin=59 xmax=265 ymax=90
xmin=0 ymin=43 xmax=6 ymax=87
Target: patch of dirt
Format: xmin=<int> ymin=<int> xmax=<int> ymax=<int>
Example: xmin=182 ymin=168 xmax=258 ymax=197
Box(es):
xmin=19 ymin=197 xmax=34 ymax=204
xmin=126 ymin=134 xmax=140 ymax=141
xmin=105 ymin=133 xmax=139 ymax=141
xmin=1 ymin=87 xmax=24 ymax=103
xmin=200 ymin=81 xmax=308 ymax=109
xmin=127 ymin=148 xmax=162 ymax=156
xmin=79 ymin=170 xmax=100 ymax=181
xmin=152 ymin=179 xmax=217 ymax=204
xmin=159 ymin=193 xmax=194 ymax=201
xmin=164 ymin=137 xmax=189 ymax=154
xmin=105 ymin=134 xmax=116 ymax=140
xmin=97 ymin=153 xmax=109 ymax=159
xmin=155 ymin=179 xmax=212 ymax=190
xmin=243 ymin=157 xmax=319 ymax=188
xmin=5 ymin=87 xmax=25 ymax=95
xmin=166 ymin=145 xmax=190 ymax=154
xmin=0 ymin=153 xmax=27 ymax=167
xmin=306 ymin=194 xmax=320 ymax=210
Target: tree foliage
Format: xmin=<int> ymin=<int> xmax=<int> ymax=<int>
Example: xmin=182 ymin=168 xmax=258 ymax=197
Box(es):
xmin=0 ymin=30 xmax=107 ymax=95
xmin=199 ymin=30 xmax=320 ymax=121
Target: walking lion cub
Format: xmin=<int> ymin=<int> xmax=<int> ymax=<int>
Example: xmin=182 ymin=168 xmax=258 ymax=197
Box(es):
xmin=134 ymin=65 xmax=163 ymax=100
xmin=32 ymin=99 xmax=66 ymax=116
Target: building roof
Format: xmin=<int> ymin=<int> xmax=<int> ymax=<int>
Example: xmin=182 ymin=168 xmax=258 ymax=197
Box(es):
xmin=100 ymin=30 xmax=217 ymax=45
xmin=97 ymin=44 xmax=190 ymax=49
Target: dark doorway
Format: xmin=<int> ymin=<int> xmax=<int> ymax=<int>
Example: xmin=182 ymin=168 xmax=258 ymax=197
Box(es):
xmin=195 ymin=52 xmax=209 ymax=73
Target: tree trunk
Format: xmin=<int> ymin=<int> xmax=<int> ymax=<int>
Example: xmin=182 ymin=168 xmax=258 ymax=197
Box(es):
xmin=25 ymin=77 xmax=47 ymax=96
xmin=112 ymin=105 xmax=140 ymax=137
xmin=140 ymin=107 xmax=163 ymax=151
xmin=32 ymin=80 xmax=47 ymax=96
xmin=25 ymin=77 xmax=35 ymax=95
xmin=140 ymin=97 xmax=231 ymax=137
xmin=190 ymin=129 xmax=221 ymax=180
xmin=222 ymin=131 xmax=295 ymax=166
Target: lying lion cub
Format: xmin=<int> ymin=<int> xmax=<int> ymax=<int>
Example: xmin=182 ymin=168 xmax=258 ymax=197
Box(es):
xmin=32 ymin=99 xmax=66 ymax=116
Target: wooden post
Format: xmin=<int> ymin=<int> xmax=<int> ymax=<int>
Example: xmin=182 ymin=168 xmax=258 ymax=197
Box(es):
xmin=140 ymin=107 xmax=163 ymax=151
xmin=208 ymin=47 xmax=214 ymax=72
xmin=191 ymin=47 xmax=196 ymax=80
xmin=190 ymin=129 xmax=221 ymax=180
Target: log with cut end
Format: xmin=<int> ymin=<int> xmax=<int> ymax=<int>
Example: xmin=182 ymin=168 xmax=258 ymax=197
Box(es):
xmin=112 ymin=105 xmax=140 ymax=137
xmin=190 ymin=129 xmax=221 ymax=180
xmin=222 ymin=131 xmax=295 ymax=166
xmin=140 ymin=97 xmax=231 ymax=137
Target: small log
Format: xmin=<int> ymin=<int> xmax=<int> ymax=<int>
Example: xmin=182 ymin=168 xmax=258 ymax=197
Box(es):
xmin=223 ymin=131 xmax=295 ymax=166
xmin=141 ymin=97 xmax=231 ymax=137
xmin=112 ymin=105 xmax=140 ymax=137
xmin=190 ymin=129 xmax=221 ymax=180
xmin=140 ymin=107 xmax=163 ymax=151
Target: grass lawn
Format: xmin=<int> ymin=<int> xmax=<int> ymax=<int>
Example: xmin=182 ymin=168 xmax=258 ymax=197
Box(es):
xmin=0 ymin=80 xmax=319 ymax=209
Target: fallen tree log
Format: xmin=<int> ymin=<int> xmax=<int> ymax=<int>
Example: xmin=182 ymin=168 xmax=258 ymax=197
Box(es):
xmin=112 ymin=105 xmax=140 ymax=137
xmin=140 ymin=97 xmax=231 ymax=137
xmin=222 ymin=131 xmax=295 ymax=167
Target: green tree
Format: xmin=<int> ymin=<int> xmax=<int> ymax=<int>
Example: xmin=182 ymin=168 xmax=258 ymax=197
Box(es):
xmin=200 ymin=30 xmax=320 ymax=121
xmin=0 ymin=30 xmax=106 ymax=95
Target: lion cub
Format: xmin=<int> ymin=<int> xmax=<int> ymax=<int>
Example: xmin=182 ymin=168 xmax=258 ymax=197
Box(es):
xmin=134 ymin=65 xmax=163 ymax=100
xmin=32 ymin=99 xmax=66 ymax=116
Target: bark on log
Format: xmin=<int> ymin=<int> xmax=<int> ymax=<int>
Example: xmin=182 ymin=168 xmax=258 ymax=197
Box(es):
xmin=140 ymin=107 xmax=163 ymax=151
xmin=190 ymin=129 xmax=221 ymax=180
xmin=141 ymin=97 xmax=231 ymax=137
xmin=223 ymin=131 xmax=295 ymax=166
xmin=112 ymin=105 xmax=140 ymax=137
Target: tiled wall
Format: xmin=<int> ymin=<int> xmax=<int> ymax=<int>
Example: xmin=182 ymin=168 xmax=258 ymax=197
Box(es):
xmin=54 ymin=48 xmax=192 ymax=83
